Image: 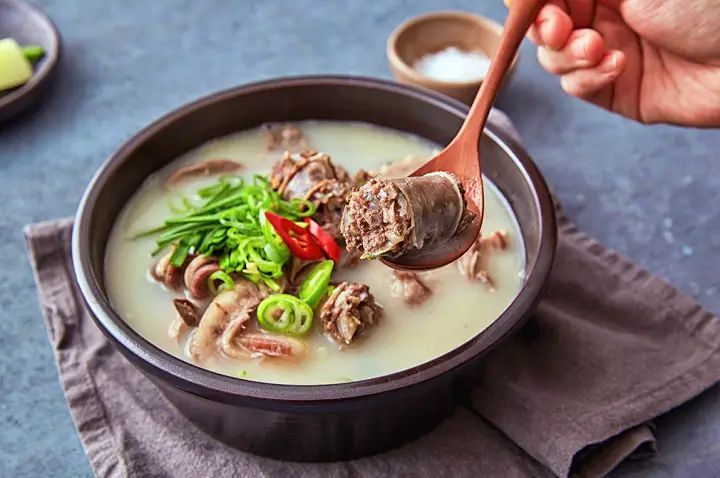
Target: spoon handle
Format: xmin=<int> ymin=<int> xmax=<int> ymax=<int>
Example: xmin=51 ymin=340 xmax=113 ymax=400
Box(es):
xmin=458 ymin=0 xmax=546 ymax=141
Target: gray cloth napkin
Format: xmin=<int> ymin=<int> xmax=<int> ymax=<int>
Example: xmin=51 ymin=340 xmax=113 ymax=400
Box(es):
xmin=25 ymin=111 xmax=720 ymax=478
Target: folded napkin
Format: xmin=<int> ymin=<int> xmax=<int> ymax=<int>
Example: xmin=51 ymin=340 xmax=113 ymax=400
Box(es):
xmin=25 ymin=111 xmax=720 ymax=478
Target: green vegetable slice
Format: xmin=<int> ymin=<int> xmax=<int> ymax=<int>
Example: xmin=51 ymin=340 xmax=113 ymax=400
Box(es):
xmin=259 ymin=208 xmax=290 ymax=263
xmin=257 ymin=294 xmax=313 ymax=336
xmin=136 ymin=173 xmax=319 ymax=293
xmin=298 ymin=260 xmax=334 ymax=309
xmin=21 ymin=45 xmax=45 ymax=62
xmin=0 ymin=38 xmax=33 ymax=92
xmin=169 ymin=241 xmax=191 ymax=267
xmin=208 ymin=270 xmax=235 ymax=295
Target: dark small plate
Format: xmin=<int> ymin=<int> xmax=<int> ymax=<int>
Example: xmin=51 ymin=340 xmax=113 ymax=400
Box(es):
xmin=0 ymin=0 xmax=61 ymax=124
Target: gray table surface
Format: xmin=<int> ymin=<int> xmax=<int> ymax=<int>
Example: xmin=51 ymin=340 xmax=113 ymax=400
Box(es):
xmin=1 ymin=1 xmax=718 ymax=476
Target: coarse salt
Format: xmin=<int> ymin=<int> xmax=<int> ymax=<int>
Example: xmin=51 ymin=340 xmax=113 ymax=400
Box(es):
xmin=412 ymin=46 xmax=491 ymax=83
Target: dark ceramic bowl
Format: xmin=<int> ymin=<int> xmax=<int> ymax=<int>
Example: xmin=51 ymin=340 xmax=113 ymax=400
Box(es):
xmin=0 ymin=0 xmax=61 ymax=124
xmin=72 ymin=75 xmax=557 ymax=462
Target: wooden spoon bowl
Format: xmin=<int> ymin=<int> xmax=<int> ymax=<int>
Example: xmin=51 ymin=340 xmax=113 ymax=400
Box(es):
xmin=381 ymin=0 xmax=546 ymax=272
xmin=378 ymin=132 xmax=485 ymax=271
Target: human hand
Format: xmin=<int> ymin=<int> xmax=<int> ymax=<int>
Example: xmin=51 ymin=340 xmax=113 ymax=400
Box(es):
xmin=508 ymin=0 xmax=720 ymax=127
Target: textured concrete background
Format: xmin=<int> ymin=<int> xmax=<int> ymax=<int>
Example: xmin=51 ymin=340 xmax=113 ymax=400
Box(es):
xmin=1 ymin=0 xmax=718 ymax=476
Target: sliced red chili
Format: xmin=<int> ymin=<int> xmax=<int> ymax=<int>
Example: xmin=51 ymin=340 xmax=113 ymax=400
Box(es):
xmin=304 ymin=218 xmax=342 ymax=263
xmin=264 ymin=211 xmax=325 ymax=261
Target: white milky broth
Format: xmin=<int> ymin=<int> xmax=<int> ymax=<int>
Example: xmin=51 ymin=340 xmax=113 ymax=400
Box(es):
xmin=105 ymin=121 xmax=526 ymax=385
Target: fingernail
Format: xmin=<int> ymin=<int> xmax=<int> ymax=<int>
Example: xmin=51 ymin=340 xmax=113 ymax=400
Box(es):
xmin=572 ymin=37 xmax=588 ymax=58
xmin=601 ymin=53 xmax=617 ymax=73
xmin=538 ymin=19 xmax=551 ymax=42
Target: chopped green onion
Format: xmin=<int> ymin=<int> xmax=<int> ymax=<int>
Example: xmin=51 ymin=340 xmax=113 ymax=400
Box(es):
xmin=155 ymin=226 xmax=215 ymax=252
xmin=257 ymin=294 xmax=313 ymax=336
xmin=164 ymin=215 xmax=218 ymax=225
xmin=169 ymin=241 xmax=190 ymax=267
xmin=208 ymin=270 xmax=235 ymax=295
xmin=167 ymin=193 xmax=196 ymax=214
xmin=260 ymin=276 xmax=283 ymax=292
xmin=263 ymin=243 xmax=287 ymax=264
xmin=131 ymin=224 xmax=168 ymax=239
xmin=137 ymin=173 xmax=317 ymax=289
xmin=298 ymin=260 xmax=334 ymax=309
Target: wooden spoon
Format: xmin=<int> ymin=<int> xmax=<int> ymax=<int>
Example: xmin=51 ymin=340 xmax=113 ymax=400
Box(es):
xmin=381 ymin=0 xmax=546 ymax=272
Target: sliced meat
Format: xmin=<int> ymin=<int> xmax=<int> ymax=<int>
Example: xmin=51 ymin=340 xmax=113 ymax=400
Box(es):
xmin=474 ymin=270 xmax=495 ymax=289
xmin=184 ymin=254 xmax=221 ymax=300
xmin=168 ymin=299 xmax=203 ymax=343
xmin=340 ymin=177 xmax=412 ymax=259
xmin=172 ymin=298 xmax=201 ymax=327
xmin=264 ymin=123 xmax=309 ymax=153
xmin=165 ymin=159 xmax=243 ymax=187
xmin=168 ymin=316 xmax=190 ymax=343
xmin=457 ymin=246 xmax=479 ymax=282
xmin=150 ymin=247 xmax=186 ymax=289
xmin=222 ymin=332 xmax=306 ymax=360
xmin=456 ymin=230 xmax=510 ymax=289
xmin=285 ymin=152 xmax=351 ymax=199
xmin=218 ymin=307 xmax=256 ymax=359
xmin=304 ymin=178 xmax=353 ymax=240
xmin=391 ymin=271 xmax=432 ymax=307
xmin=319 ymin=282 xmax=382 ymax=346
xmin=341 ymin=172 xmax=475 ymax=259
xmin=270 ymin=151 xmax=352 ymax=240
xmin=189 ymin=280 xmax=266 ymax=363
xmin=218 ymin=310 xmax=250 ymax=349
xmin=216 ymin=286 xmax=304 ymax=361
xmin=483 ymin=230 xmax=510 ymax=250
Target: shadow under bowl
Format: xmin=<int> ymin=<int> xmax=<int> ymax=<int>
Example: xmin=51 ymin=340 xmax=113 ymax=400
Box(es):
xmin=72 ymin=75 xmax=557 ymax=462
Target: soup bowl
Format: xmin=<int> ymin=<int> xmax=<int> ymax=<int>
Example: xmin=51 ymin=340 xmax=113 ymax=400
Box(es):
xmin=72 ymin=75 xmax=557 ymax=462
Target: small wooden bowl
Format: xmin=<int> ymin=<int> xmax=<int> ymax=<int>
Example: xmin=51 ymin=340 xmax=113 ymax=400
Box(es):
xmin=387 ymin=11 xmax=518 ymax=104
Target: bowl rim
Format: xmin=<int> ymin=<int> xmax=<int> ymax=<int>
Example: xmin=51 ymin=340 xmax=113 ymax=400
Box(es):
xmin=386 ymin=10 xmax=517 ymax=88
xmin=72 ymin=74 xmax=557 ymax=404
xmin=0 ymin=0 xmax=62 ymax=117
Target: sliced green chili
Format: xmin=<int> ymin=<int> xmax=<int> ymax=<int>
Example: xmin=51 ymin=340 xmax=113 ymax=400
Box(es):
xmin=208 ymin=270 xmax=235 ymax=295
xmin=257 ymin=294 xmax=313 ymax=336
xmin=298 ymin=260 xmax=334 ymax=309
